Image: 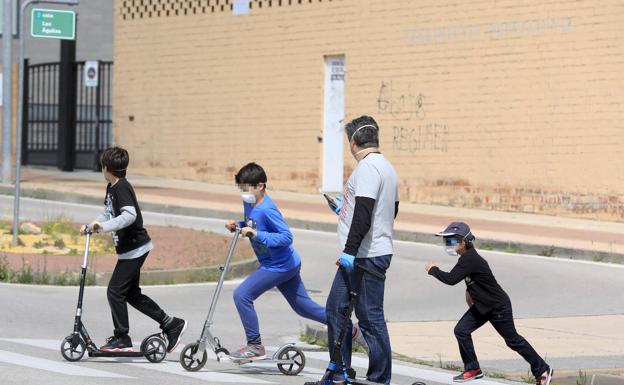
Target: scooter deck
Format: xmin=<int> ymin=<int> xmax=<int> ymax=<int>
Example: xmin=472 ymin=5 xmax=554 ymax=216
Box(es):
xmin=89 ymin=350 xmax=150 ymax=358
xmin=229 ymin=357 xmax=296 ymax=365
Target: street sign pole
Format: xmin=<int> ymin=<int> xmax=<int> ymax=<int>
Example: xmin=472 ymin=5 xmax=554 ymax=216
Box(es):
xmin=1 ymin=0 xmax=12 ymax=184
xmin=12 ymin=0 xmax=78 ymax=246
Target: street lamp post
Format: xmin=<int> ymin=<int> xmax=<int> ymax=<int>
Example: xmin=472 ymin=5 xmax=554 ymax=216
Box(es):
xmin=12 ymin=0 xmax=79 ymax=246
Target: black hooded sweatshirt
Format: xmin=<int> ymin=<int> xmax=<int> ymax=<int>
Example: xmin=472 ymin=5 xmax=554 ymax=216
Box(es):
xmin=428 ymin=247 xmax=511 ymax=314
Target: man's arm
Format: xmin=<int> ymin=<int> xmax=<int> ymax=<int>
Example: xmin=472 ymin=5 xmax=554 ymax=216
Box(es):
xmin=343 ymin=196 xmax=375 ymax=256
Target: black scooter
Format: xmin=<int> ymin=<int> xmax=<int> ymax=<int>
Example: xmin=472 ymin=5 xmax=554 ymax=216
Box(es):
xmin=304 ymin=265 xmax=425 ymax=385
xmin=60 ymin=225 xmax=168 ymax=363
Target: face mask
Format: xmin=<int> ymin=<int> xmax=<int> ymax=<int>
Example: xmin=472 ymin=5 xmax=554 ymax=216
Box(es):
xmin=444 ymin=237 xmax=461 ymax=256
xmin=240 ymin=192 xmax=256 ymax=204
xmin=351 ymin=144 xmax=369 ymax=159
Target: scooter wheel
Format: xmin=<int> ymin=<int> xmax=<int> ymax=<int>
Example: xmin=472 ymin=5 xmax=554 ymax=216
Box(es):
xmin=143 ymin=335 xmax=167 ymax=363
xmin=277 ymin=346 xmax=305 ymax=375
xmin=60 ymin=335 xmax=86 ymax=362
xmin=180 ymin=342 xmax=208 ymax=372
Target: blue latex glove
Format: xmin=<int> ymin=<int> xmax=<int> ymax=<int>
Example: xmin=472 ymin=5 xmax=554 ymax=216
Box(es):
xmin=337 ymin=252 xmax=355 ymax=271
xmin=327 ymin=194 xmax=343 ymax=215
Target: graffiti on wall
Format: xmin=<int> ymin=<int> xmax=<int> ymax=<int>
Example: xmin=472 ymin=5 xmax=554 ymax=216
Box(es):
xmin=377 ymin=81 xmax=449 ymax=153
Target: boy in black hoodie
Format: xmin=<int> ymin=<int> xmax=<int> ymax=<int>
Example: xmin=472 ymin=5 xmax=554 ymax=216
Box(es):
xmin=80 ymin=147 xmax=186 ymax=353
xmin=426 ymin=222 xmax=553 ymax=385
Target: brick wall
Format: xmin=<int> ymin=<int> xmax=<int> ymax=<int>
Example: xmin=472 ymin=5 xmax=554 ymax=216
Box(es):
xmin=114 ymin=0 xmax=624 ymax=220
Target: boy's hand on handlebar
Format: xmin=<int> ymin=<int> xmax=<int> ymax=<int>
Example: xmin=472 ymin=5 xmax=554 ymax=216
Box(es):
xmin=80 ymin=222 xmax=101 ymax=235
xmin=425 ymin=261 xmax=435 ymax=273
xmin=225 ymin=220 xmax=237 ymax=232
xmin=241 ymin=227 xmax=256 ymax=238
xmin=89 ymin=221 xmax=102 ymax=234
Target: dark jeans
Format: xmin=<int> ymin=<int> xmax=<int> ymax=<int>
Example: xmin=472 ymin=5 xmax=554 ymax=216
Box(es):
xmin=455 ymin=302 xmax=549 ymax=377
xmin=326 ymin=255 xmax=392 ymax=385
xmin=107 ymin=253 xmax=167 ymax=336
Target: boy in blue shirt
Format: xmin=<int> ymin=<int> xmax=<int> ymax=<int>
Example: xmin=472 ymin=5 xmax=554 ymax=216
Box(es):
xmin=226 ymin=162 xmax=327 ymax=360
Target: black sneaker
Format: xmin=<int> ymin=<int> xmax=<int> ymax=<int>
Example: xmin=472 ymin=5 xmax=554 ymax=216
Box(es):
xmin=99 ymin=335 xmax=133 ymax=352
xmin=163 ymin=317 xmax=187 ymax=352
xmin=537 ymin=367 xmax=554 ymax=385
xmin=453 ymin=369 xmax=484 ymax=382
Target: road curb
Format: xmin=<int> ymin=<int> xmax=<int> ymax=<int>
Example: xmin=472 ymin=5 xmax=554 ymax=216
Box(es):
xmin=2 ymin=186 xmax=623 ymax=264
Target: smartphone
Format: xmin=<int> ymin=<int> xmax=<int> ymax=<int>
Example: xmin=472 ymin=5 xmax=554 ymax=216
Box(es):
xmin=323 ymin=193 xmax=338 ymax=212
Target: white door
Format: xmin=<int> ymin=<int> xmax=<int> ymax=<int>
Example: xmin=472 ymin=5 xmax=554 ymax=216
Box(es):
xmin=322 ymin=55 xmax=345 ymax=193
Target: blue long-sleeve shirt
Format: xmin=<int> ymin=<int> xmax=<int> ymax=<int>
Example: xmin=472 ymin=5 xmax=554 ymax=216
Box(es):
xmin=241 ymin=195 xmax=301 ymax=272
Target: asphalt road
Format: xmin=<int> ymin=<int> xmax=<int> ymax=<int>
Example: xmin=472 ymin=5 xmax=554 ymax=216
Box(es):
xmin=1 ymin=196 xmax=623 ymax=385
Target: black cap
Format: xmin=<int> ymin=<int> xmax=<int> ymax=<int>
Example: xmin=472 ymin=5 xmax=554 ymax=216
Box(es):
xmin=436 ymin=222 xmax=475 ymax=242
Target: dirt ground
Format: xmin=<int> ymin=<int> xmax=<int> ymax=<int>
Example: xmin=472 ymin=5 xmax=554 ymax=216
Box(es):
xmin=1 ymin=225 xmax=254 ymax=274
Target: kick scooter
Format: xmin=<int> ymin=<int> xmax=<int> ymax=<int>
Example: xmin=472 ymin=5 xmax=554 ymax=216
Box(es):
xmin=60 ymin=225 xmax=168 ymax=363
xmin=179 ymin=227 xmax=306 ymax=375
xmin=304 ymin=265 xmax=425 ymax=385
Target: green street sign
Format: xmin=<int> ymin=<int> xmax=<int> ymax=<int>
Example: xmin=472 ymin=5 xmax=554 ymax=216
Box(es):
xmin=31 ymin=8 xmax=76 ymax=40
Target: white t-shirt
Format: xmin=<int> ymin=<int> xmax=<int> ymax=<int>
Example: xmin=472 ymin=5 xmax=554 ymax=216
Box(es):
xmin=338 ymin=153 xmax=399 ymax=258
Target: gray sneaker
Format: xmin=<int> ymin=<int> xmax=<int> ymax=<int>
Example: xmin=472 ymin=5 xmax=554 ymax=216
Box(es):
xmin=230 ymin=343 xmax=266 ymax=361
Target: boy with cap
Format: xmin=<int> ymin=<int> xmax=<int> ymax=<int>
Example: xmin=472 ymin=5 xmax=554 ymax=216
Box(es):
xmin=425 ymin=222 xmax=553 ymax=385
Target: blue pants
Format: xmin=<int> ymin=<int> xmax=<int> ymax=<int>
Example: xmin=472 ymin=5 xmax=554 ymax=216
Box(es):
xmin=326 ymin=255 xmax=392 ymax=385
xmin=233 ymin=264 xmax=327 ymax=345
xmin=455 ymin=302 xmax=549 ymax=377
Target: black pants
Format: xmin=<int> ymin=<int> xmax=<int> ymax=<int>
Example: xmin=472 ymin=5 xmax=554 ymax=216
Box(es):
xmin=454 ymin=302 xmax=549 ymax=377
xmin=107 ymin=253 xmax=166 ymax=336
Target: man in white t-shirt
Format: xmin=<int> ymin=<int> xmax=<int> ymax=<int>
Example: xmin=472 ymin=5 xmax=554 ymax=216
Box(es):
xmin=326 ymin=115 xmax=399 ymax=385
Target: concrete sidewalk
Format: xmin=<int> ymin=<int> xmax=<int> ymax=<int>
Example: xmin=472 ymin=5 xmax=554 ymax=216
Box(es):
xmin=2 ymin=166 xmax=624 ymax=261
xmin=388 ymin=315 xmax=624 ymax=377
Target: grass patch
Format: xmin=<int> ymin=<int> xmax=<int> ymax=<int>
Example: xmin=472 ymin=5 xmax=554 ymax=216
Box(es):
xmin=504 ymin=246 xmax=519 ymax=254
xmin=300 ymin=332 xmax=328 ymax=349
xmin=0 ymin=255 xmax=95 ymax=286
xmin=436 ymin=353 xmax=462 ymax=371
xmin=520 ymin=369 xmax=534 ymax=384
xmin=480 ymin=243 xmax=493 ymax=251
xmin=53 ymin=237 xmax=66 ymax=249
xmin=592 ymin=255 xmax=604 ymax=262
xmin=32 ymin=240 xmax=46 ymax=249
xmin=41 ymin=216 xmax=75 ymax=236
xmin=576 ymin=369 xmax=588 ymax=385
xmin=538 ymin=246 xmax=555 ymax=257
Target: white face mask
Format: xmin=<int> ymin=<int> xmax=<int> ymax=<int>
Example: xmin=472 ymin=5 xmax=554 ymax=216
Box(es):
xmin=444 ymin=237 xmax=461 ymax=256
xmin=445 ymin=246 xmax=458 ymax=257
xmin=240 ymin=192 xmax=257 ymax=204
xmin=352 ymin=147 xmax=369 ymax=159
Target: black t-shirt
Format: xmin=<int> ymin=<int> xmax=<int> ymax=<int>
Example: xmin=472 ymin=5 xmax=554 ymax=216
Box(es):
xmin=429 ymin=248 xmax=511 ymax=314
xmin=103 ymin=178 xmax=151 ymax=254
